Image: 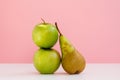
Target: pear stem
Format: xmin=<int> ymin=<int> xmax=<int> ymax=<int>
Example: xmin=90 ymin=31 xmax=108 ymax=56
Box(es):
xmin=41 ymin=18 xmax=46 ymax=24
xmin=55 ymin=22 xmax=62 ymax=36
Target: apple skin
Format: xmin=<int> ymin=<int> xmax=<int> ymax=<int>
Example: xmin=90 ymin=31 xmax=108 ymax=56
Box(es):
xmin=33 ymin=48 xmax=61 ymax=74
xmin=32 ymin=23 xmax=58 ymax=48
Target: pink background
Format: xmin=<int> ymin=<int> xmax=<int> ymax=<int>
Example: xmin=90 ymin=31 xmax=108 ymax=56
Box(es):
xmin=0 ymin=0 xmax=120 ymax=63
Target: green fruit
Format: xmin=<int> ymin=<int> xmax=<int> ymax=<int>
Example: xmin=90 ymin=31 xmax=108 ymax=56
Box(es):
xmin=33 ymin=48 xmax=61 ymax=74
xmin=32 ymin=19 xmax=58 ymax=48
xmin=55 ymin=22 xmax=86 ymax=74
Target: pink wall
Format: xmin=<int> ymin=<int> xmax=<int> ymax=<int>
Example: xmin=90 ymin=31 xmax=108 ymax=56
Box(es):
xmin=0 ymin=0 xmax=120 ymax=63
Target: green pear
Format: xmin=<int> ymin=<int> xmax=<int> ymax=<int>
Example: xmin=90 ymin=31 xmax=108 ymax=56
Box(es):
xmin=55 ymin=22 xmax=86 ymax=74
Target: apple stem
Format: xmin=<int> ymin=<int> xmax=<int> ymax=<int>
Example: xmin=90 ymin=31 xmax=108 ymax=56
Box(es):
xmin=41 ymin=18 xmax=46 ymax=24
xmin=55 ymin=22 xmax=62 ymax=36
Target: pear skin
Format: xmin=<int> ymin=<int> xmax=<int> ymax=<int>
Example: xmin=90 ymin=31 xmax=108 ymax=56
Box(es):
xmin=55 ymin=22 xmax=86 ymax=74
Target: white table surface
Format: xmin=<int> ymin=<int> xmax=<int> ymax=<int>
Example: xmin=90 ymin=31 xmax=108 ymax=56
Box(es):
xmin=0 ymin=63 xmax=120 ymax=80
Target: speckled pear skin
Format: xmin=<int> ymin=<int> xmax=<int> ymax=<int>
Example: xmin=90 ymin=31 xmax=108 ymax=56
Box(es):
xmin=59 ymin=35 xmax=86 ymax=74
xmin=55 ymin=22 xmax=86 ymax=74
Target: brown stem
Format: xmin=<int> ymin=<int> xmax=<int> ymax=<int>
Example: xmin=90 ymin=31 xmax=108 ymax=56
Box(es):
xmin=41 ymin=18 xmax=46 ymax=24
xmin=55 ymin=22 xmax=62 ymax=35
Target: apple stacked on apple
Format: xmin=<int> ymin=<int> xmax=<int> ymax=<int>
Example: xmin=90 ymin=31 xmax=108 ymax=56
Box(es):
xmin=32 ymin=19 xmax=61 ymax=74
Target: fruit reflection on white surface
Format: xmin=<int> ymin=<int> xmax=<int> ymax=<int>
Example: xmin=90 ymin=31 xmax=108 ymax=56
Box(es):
xmin=0 ymin=64 xmax=120 ymax=80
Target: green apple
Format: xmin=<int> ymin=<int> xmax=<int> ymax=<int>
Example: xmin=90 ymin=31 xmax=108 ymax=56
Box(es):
xmin=33 ymin=48 xmax=61 ymax=74
xmin=32 ymin=20 xmax=58 ymax=48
